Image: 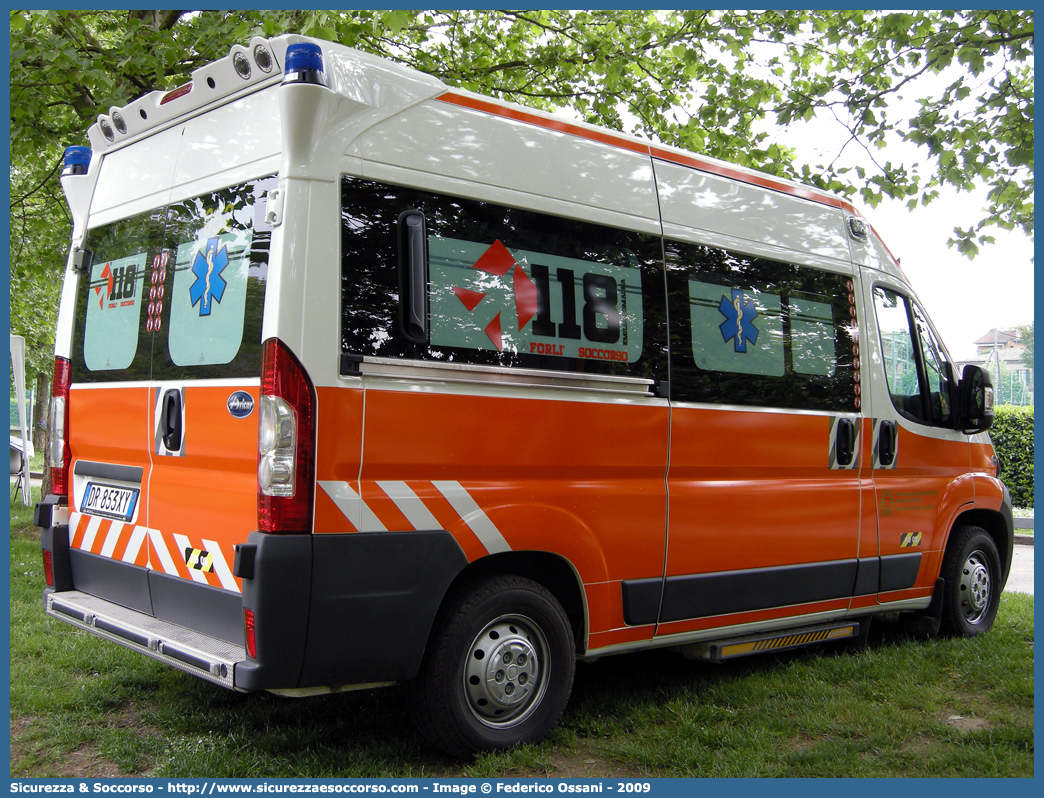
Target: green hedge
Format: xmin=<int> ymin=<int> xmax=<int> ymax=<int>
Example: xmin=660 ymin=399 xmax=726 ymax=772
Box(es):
xmin=991 ymin=405 xmax=1034 ymax=509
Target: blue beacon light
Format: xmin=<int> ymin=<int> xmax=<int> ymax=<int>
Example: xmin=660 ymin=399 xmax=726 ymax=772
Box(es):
xmin=282 ymin=43 xmax=327 ymax=87
xmin=62 ymin=146 xmax=92 ymax=176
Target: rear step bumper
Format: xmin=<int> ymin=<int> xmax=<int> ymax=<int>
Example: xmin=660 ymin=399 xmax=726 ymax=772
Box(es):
xmin=46 ymin=590 xmax=244 ymax=690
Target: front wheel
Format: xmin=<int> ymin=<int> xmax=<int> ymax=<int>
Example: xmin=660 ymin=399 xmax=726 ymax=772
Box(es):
xmin=408 ymin=575 xmax=575 ymax=757
xmin=939 ymin=525 xmax=1002 ymax=636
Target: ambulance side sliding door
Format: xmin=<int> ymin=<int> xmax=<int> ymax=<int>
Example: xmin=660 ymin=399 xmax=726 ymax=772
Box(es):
xmin=645 ymin=241 xmax=867 ymax=634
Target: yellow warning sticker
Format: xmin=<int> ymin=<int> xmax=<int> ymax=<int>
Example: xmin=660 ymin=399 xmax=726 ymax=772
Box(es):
xmin=899 ymin=531 xmax=923 ymax=548
xmin=184 ymin=547 xmax=214 ymax=573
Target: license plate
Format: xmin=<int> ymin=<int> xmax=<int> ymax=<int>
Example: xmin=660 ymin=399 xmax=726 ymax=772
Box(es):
xmin=81 ymin=482 xmax=140 ymax=523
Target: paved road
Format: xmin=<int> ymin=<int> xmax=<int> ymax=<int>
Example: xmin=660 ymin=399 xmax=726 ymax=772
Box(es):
xmin=1005 ymin=542 xmax=1034 ymax=596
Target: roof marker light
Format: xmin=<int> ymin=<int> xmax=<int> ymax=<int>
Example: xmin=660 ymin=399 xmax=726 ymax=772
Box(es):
xmin=282 ymin=42 xmax=326 ymax=87
xmin=62 ymin=146 xmax=91 ymax=176
xmin=99 ymin=117 xmax=115 ymax=142
xmin=161 ymin=83 xmax=193 ymax=105
xmin=234 ymin=51 xmax=252 ymax=80
xmin=253 ymin=44 xmax=274 ymax=73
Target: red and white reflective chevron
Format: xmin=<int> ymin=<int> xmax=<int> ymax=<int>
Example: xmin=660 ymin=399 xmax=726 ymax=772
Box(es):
xmin=67 ymin=511 xmax=240 ymax=593
xmin=69 ymin=510 xmax=150 ymax=566
xmin=318 ymin=479 xmax=511 ymax=555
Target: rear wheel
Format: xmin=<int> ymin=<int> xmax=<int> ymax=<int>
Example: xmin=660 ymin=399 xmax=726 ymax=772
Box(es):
xmin=939 ymin=525 xmax=1001 ymax=636
xmin=408 ymin=575 xmax=575 ymax=757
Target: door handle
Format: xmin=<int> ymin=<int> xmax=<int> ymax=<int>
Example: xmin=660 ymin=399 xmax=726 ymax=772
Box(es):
xmin=398 ymin=209 xmax=428 ymax=343
xmin=160 ymin=389 xmax=183 ymax=452
xmin=879 ymin=420 xmax=897 ymax=467
xmin=836 ymin=418 xmax=856 ymax=466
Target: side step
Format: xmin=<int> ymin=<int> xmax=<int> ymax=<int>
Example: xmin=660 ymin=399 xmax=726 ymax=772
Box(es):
xmin=678 ymin=621 xmax=864 ymax=662
xmin=46 ymin=590 xmax=245 ymax=690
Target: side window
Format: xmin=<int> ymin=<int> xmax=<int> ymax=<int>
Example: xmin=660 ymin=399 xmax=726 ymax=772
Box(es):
xmin=666 ymin=240 xmax=860 ymax=412
xmin=873 ymin=286 xmax=953 ymax=426
xmin=340 ymin=177 xmax=667 ymax=381
xmin=912 ymin=304 xmax=953 ymax=424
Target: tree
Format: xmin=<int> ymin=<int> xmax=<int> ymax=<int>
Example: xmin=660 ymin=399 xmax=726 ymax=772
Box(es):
xmin=1020 ymin=322 xmax=1034 ymax=370
xmin=9 ymin=10 xmax=1034 ymax=384
xmin=1019 ymin=322 xmax=1034 ymax=400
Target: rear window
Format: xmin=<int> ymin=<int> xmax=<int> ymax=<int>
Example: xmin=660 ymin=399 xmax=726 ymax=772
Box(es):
xmin=72 ymin=177 xmax=274 ymax=383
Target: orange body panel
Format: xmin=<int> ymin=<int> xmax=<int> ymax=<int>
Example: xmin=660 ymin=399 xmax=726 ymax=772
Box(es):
xmin=68 ymin=383 xmax=257 ymax=594
xmin=314 ymin=387 xmax=364 ymax=482
xmin=147 ymin=384 xmax=260 ymax=592
xmin=68 ymin=386 xmax=152 ymax=570
xmin=656 ymin=598 xmax=854 ymax=638
xmin=666 ymin=407 xmax=862 ymax=576
xmin=348 ymin=388 xmax=670 ymax=636
xmin=311 ymin=386 xmax=364 ymax=534
xmin=873 ymin=427 xmax=972 ymax=599
xmin=69 ymin=386 xmax=151 ymax=497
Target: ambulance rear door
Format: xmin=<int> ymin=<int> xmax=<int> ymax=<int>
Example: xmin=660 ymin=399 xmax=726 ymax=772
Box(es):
xmin=66 ymin=87 xmax=280 ymax=642
xmin=140 ymin=176 xmax=275 ymax=638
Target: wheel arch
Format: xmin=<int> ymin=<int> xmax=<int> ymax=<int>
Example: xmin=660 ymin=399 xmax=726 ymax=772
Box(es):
xmin=950 ymin=506 xmax=1014 ymax=586
xmin=442 ymin=550 xmax=588 ymax=657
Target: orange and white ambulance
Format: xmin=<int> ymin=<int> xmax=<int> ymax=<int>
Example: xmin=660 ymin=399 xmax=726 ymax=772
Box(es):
xmin=37 ymin=35 xmax=1012 ymax=756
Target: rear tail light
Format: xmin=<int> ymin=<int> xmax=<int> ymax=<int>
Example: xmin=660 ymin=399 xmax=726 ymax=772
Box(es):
xmin=244 ymin=608 xmax=257 ymax=659
xmin=258 ymin=338 xmax=316 ymax=533
xmin=49 ymin=357 xmax=72 ymax=497
xmin=42 ymin=551 xmax=54 ymax=587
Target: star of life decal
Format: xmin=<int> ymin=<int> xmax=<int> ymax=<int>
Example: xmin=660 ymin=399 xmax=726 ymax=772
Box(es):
xmin=718 ymin=288 xmax=759 ymax=353
xmin=189 ymin=237 xmax=229 ymax=317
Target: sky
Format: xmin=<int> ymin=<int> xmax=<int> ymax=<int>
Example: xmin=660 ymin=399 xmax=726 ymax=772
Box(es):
xmin=866 ymin=192 xmax=1033 ymax=362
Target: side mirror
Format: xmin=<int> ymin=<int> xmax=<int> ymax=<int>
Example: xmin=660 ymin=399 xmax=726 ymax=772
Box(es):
xmin=957 ymin=365 xmax=995 ymax=433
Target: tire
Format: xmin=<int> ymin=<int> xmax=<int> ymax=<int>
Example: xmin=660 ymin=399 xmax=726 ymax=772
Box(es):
xmin=939 ymin=525 xmax=1001 ymax=637
xmin=407 ymin=574 xmax=576 ymax=757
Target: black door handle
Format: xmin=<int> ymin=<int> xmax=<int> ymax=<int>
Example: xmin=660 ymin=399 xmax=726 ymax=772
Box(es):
xmin=161 ymin=389 xmax=182 ymax=452
xmin=836 ymin=418 xmax=856 ymax=466
xmin=879 ymin=420 xmax=897 ymax=467
xmin=398 ymin=210 xmax=428 ymax=343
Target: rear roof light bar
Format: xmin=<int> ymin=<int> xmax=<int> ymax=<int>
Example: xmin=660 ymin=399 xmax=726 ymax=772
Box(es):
xmin=89 ymin=37 xmax=285 ymax=151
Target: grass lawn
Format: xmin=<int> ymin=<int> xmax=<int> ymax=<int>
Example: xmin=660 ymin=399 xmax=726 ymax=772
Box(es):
xmin=9 ymin=493 xmax=1035 ymax=778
